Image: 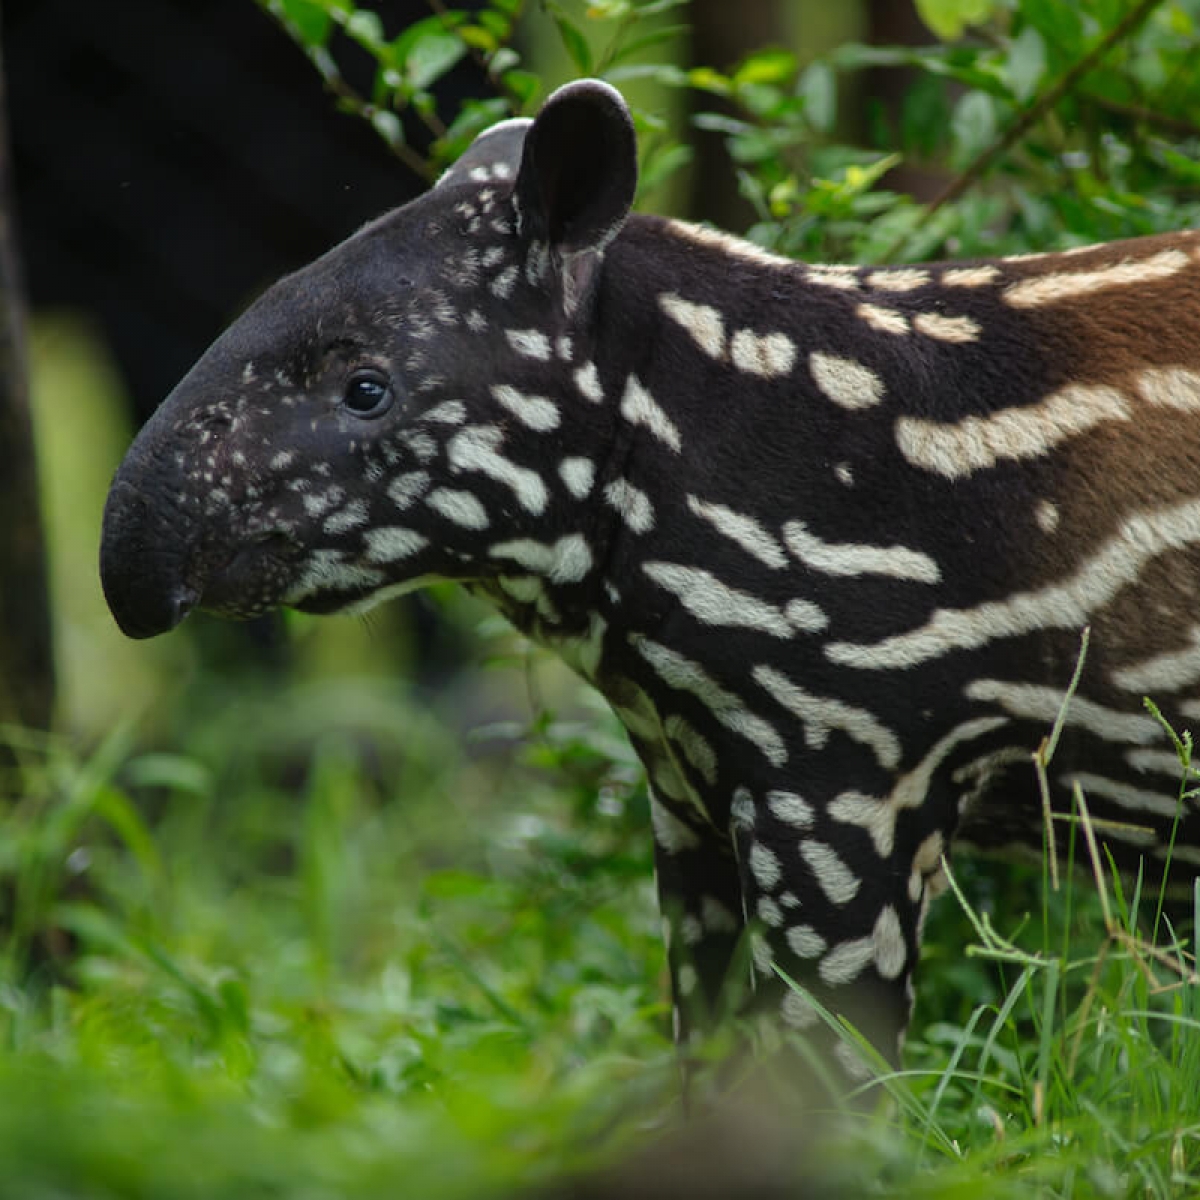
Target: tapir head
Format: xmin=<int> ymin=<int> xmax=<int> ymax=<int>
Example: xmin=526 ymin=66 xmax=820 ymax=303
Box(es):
xmin=100 ymin=81 xmax=637 ymax=638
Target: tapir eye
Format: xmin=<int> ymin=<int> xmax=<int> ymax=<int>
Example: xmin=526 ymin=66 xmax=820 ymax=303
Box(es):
xmin=342 ymin=369 xmax=394 ymax=417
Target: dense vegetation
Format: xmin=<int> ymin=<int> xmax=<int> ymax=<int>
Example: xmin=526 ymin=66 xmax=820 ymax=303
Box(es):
xmin=6 ymin=0 xmax=1200 ymax=1193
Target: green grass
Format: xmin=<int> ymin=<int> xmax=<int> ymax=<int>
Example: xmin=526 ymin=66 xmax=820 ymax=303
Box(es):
xmin=2 ymin=664 xmax=1200 ymax=1198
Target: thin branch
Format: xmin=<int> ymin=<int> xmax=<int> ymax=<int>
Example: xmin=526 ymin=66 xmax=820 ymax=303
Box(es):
xmin=883 ymin=0 xmax=1170 ymax=260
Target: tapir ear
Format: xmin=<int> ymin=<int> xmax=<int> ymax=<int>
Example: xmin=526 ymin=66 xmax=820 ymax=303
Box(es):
xmin=437 ymin=118 xmax=531 ymax=190
xmin=515 ymin=79 xmax=637 ymax=258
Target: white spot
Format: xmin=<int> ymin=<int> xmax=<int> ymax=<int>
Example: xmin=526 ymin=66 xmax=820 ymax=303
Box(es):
xmin=766 ymin=790 xmax=813 ymax=829
xmin=650 ymin=794 xmax=700 ymax=854
xmin=323 ymin=500 xmax=369 ymax=534
xmin=757 ymin=897 xmax=784 ymax=927
xmin=632 ymin=636 xmax=787 ymax=767
xmin=489 ymin=533 xmax=593 ymax=584
xmin=448 ymin=425 xmax=548 ymax=514
xmin=730 ymin=328 xmax=797 ymax=378
xmin=558 ymin=457 xmax=595 ymax=499
xmin=387 ymin=470 xmax=431 ymax=510
xmin=680 ymin=914 xmax=704 ymax=946
xmin=490 ymin=265 xmax=518 ymax=300
xmin=1065 ymin=773 xmax=1181 ymax=820
xmin=426 ymin=487 xmax=489 ymax=530
xmin=702 ymin=895 xmax=739 ymax=933
xmin=604 ymin=479 xmax=654 ymax=534
xmin=912 ymin=312 xmax=981 ymax=343
xmin=642 ymin=561 xmax=795 ymax=638
xmin=866 ymin=267 xmax=930 ymax=292
xmin=783 ymin=520 xmax=940 ymax=583
xmin=873 ymin=907 xmax=907 ymax=980
xmin=857 ymin=303 xmax=909 ymax=335
xmin=664 ymin=218 xmax=798 ymax=270
xmin=1036 ymin=500 xmax=1060 ymax=533
xmin=754 ymin=664 xmax=901 ymax=770
xmin=806 ymin=263 xmax=861 ymax=291
xmin=781 ymin=989 xmax=819 ymax=1029
xmin=364 ymin=527 xmax=429 ymax=563
xmin=685 ymin=495 xmax=789 ymax=569
xmin=801 ymin=840 xmax=859 ymax=902
xmin=834 ymin=462 xmax=854 ymax=487
xmin=809 ymin=351 xmax=885 ymax=409
xmin=895 ymin=383 xmax=1130 ymax=480
xmin=620 ymin=376 xmax=682 ymax=452
xmin=943 ymin=265 xmax=1000 ymax=287
xmin=422 ymin=400 xmax=468 ymax=425
xmin=491 ymin=384 xmax=560 ymax=432
xmin=505 ymin=328 xmax=552 ymax=360
xmin=269 ymin=450 xmax=295 ymax=471
xmin=749 ymin=843 xmax=782 ymax=891
xmin=678 ymin=964 xmax=698 ymax=996
xmin=574 ymin=361 xmax=604 ymax=403
xmin=658 ymin=292 xmax=726 ymax=360
xmin=784 ymin=599 xmax=829 ymax=634
xmin=1004 ymin=248 xmax=1189 ymax=307
xmin=819 ymin=936 xmax=874 ymax=985
xmin=829 ymin=497 xmax=1200 ymax=669
xmin=785 ymin=925 xmax=826 ymax=958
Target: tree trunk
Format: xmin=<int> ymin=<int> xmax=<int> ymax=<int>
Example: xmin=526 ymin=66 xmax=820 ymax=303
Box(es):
xmin=0 ymin=37 xmax=54 ymax=732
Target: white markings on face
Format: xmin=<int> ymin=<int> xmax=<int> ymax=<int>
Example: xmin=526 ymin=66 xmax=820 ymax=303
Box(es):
xmin=650 ymin=794 xmax=701 ymax=854
xmin=448 ymin=425 xmax=548 ymax=514
xmin=895 ymin=383 xmax=1129 ymax=480
xmin=323 ymin=499 xmax=369 ymax=535
xmin=426 ymin=487 xmax=489 ymax=530
xmin=490 ymin=265 xmax=519 ymax=299
xmin=818 ymin=937 xmax=874 ymax=986
xmin=1113 ymin=626 xmax=1200 ymax=693
xmin=604 ymin=479 xmax=654 ymax=534
xmin=658 ymin=292 xmax=726 ymax=360
xmin=403 ymin=431 xmax=438 ymax=462
xmin=757 ymin=896 xmax=784 ymax=927
xmin=632 ymin=636 xmax=788 ymax=767
xmin=685 ymin=495 xmax=789 ymax=569
xmin=1135 ymin=366 xmax=1200 ymax=411
xmin=663 ymin=713 xmax=718 ymax=786
xmin=558 ymin=457 xmax=596 ymax=499
xmin=422 ymin=400 xmax=468 ymax=425
xmin=364 ymin=527 xmax=430 ymax=564
xmin=730 ymin=328 xmax=797 ymax=378
xmin=303 ymin=489 xmax=337 ymax=518
xmin=857 ymin=304 xmax=909 ymax=335
xmin=269 ymin=450 xmax=295 ymax=471
xmin=828 ymin=496 xmax=1200 ymax=668
xmin=620 ymin=376 xmax=682 ymax=452
xmin=834 ymin=462 xmax=854 ymax=487
xmin=505 ymin=328 xmax=552 ymax=360
xmin=808 ymin=351 xmax=885 ymax=409
xmin=783 ymin=520 xmax=941 ymax=584
xmin=1004 ymin=248 xmax=1189 ymax=307
xmin=753 ymin=664 xmax=902 ymax=771
xmin=388 ymin=470 xmax=431 ymax=510
xmin=489 ymin=533 xmax=593 ymax=583
xmin=912 ymin=312 xmax=981 ymax=343
xmin=967 ymin=679 xmax=1162 ymax=744
xmin=943 ymin=265 xmax=1000 ymax=287
xmin=574 ymin=361 xmax=604 ymax=403
xmin=866 ymin=267 xmax=930 ymax=293
xmin=766 ymin=790 xmax=813 ymax=829
xmin=490 ymin=384 xmax=561 ymax=432
xmin=801 ymin=842 xmax=861 ymax=907
xmin=642 ymin=561 xmax=796 ymax=638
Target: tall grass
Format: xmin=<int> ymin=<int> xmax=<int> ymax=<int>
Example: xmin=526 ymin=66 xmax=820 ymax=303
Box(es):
xmin=1 ymin=667 xmax=1198 ymax=1197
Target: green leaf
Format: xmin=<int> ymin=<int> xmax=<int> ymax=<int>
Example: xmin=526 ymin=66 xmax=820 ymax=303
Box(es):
xmin=554 ymin=17 xmax=594 ymax=75
xmin=797 ymin=60 xmax=836 ymax=134
xmin=1006 ymin=25 xmax=1046 ymax=102
xmin=951 ymin=89 xmax=998 ymax=161
xmin=733 ymin=49 xmax=798 ymax=88
xmin=275 ymin=0 xmax=332 ymax=47
xmin=405 ymin=29 xmax=468 ymax=91
xmin=915 ymin=0 xmax=1000 ymax=41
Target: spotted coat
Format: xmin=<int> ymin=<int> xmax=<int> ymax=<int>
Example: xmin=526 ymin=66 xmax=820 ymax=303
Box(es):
xmin=101 ymin=80 xmax=1200 ymax=1070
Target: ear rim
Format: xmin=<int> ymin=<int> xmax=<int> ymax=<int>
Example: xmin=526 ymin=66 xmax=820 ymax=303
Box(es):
xmin=514 ymin=78 xmax=638 ymax=258
xmin=436 ymin=117 xmax=533 ymax=191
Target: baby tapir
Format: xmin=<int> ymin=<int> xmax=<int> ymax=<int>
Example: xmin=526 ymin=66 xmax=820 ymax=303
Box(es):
xmin=102 ymin=79 xmax=1200 ymax=1073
